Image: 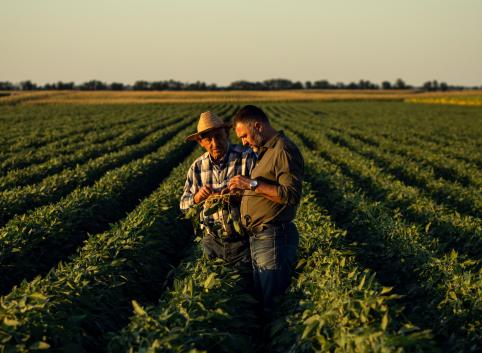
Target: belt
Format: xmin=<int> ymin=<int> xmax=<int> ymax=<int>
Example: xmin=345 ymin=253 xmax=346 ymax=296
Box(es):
xmin=245 ymin=221 xmax=292 ymax=236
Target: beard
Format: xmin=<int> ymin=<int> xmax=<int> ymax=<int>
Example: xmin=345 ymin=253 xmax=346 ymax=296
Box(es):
xmin=250 ymin=126 xmax=264 ymax=148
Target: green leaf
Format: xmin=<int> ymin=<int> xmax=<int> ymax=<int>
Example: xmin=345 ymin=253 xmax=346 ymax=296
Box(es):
xmin=304 ymin=314 xmax=320 ymax=325
xmin=233 ymin=220 xmax=242 ymax=234
xmin=296 ymin=258 xmax=307 ymax=269
xmin=381 ymin=312 xmax=388 ymax=331
xmin=132 ymin=300 xmax=147 ymax=316
xmin=380 ymin=287 xmax=393 ymax=295
xmin=357 ymin=275 xmax=366 ymax=290
xmin=203 ymin=273 xmax=217 ymax=291
xmin=29 ymin=292 xmax=48 ymax=301
xmin=424 ymin=222 xmax=431 ymax=234
xmin=29 ymin=341 xmax=51 ymax=350
xmin=3 ymin=318 xmax=20 ymax=326
xmin=339 ymin=257 xmax=346 ymax=267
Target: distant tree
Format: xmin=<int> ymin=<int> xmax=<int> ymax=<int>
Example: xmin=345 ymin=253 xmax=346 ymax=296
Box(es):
xmin=394 ymin=78 xmax=407 ymax=89
xmin=20 ymin=80 xmax=37 ymax=90
xmin=423 ymin=81 xmax=433 ymax=91
xmin=263 ymin=79 xmax=296 ymax=90
xmin=79 ymin=80 xmax=107 ymax=90
xmin=382 ymin=81 xmax=392 ymax=89
xmin=186 ymin=81 xmax=207 ymax=90
xmin=293 ymin=81 xmax=303 ymax=89
xmin=347 ymin=82 xmax=358 ymax=89
xmin=110 ymin=82 xmax=125 ymax=90
xmin=150 ymin=81 xmax=168 ymax=90
xmin=305 ymin=81 xmax=313 ymax=89
xmin=133 ymin=80 xmax=150 ymax=90
xmin=57 ymin=81 xmax=74 ymax=90
xmin=229 ymin=80 xmax=265 ymax=90
xmin=166 ymin=80 xmax=184 ymax=90
xmin=0 ymin=81 xmax=15 ymax=90
xmin=440 ymin=82 xmax=448 ymax=91
xmin=313 ymin=80 xmax=331 ymax=89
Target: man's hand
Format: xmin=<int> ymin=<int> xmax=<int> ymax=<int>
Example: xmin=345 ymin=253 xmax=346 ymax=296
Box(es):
xmin=194 ymin=186 xmax=213 ymax=204
xmin=229 ymin=176 xmax=284 ymax=204
xmin=228 ymin=175 xmax=252 ymax=191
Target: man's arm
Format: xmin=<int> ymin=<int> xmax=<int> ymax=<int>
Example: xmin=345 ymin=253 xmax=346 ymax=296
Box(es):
xmin=228 ymin=148 xmax=303 ymax=205
xmin=180 ymin=163 xmax=215 ymax=212
xmin=227 ymin=175 xmax=283 ymax=204
xmin=275 ymin=147 xmax=304 ymax=207
xmin=179 ymin=166 xmax=197 ymax=212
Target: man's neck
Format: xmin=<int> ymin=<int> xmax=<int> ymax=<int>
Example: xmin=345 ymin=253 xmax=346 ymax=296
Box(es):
xmin=261 ymin=127 xmax=278 ymax=145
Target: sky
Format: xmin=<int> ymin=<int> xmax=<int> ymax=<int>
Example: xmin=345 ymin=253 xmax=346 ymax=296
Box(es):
xmin=1 ymin=0 xmax=482 ymax=86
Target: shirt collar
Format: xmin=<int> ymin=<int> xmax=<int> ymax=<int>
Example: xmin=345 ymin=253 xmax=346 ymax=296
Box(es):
xmin=258 ymin=130 xmax=284 ymax=154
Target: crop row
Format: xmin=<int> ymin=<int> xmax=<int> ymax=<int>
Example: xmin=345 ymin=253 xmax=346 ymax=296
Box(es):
xmin=107 ymin=248 xmax=259 ymax=353
xmin=0 ymin=148 xmax=200 ymax=353
xmin=0 ymin=115 xmax=194 ymax=227
xmin=269 ymin=183 xmax=435 ymax=353
xmin=270 ymin=112 xmax=481 ymax=352
xmin=276 ymin=102 xmax=482 ymax=185
xmin=0 ymin=103 xmax=204 ymax=154
xmin=333 ymin=126 xmax=482 ymax=189
xmin=325 ymin=131 xmax=481 ymax=219
xmin=0 ymin=110 xmax=160 ymax=174
xmin=290 ymin=102 xmax=482 ymax=187
xmin=0 ymin=104 xmax=199 ymax=171
xmin=0 ymin=120 xmax=198 ymax=295
xmin=275 ymin=112 xmax=481 ymax=259
xmin=0 ymin=114 xmax=185 ymax=190
xmin=0 ymin=105 xmax=144 ymax=155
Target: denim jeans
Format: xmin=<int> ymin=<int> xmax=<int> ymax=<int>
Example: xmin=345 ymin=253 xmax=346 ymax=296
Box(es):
xmin=202 ymin=233 xmax=251 ymax=267
xmin=249 ymin=222 xmax=299 ymax=311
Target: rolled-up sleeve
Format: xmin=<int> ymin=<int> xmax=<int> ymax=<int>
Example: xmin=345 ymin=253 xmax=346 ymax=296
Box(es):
xmin=179 ymin=164 xmax=197 ymax=212
xmin=275 ymin=147 xmax=304 ymax=207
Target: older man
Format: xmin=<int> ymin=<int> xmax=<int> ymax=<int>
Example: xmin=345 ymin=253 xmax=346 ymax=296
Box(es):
xmin=180 ymin=111 xmax=256 ymax=266
xmin=228 ymin=105 xmax=304 ymax=310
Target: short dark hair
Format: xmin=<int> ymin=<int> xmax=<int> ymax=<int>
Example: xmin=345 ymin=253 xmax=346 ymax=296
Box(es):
xmin=233 ymin=105 xmax=270 ymax=127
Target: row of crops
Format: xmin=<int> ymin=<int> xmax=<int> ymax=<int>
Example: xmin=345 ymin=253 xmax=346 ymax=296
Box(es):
xmin=0 ymin=101 xmax=480 ymax=352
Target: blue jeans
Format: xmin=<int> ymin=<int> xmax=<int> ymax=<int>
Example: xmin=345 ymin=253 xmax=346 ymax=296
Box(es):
xmin=249 ymin=222 xmax=299 ymax=311
xmin=202 ymin=233 xmax=251 ymax=267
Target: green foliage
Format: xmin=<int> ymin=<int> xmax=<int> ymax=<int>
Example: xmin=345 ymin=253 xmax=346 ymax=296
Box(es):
xmin=108 ymin=251 xmax=259 ymax=353
xmin=0 ymin=101 xmax=480 ymax=352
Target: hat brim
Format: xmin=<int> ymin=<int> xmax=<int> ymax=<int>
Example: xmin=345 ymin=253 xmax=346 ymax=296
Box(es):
xmin=185 ymin=124 xmax=231 ymax=142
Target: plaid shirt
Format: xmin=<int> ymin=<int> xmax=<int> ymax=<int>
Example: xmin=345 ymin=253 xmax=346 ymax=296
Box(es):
xmin=180 ymin=144 xmax=256 ymax=236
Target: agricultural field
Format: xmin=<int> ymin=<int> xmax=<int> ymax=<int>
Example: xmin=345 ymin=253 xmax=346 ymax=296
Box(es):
xmin=0 ymin=99 xmax=481 ymax=353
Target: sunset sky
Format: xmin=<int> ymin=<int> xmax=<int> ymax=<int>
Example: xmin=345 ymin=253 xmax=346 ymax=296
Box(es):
xmin=2 ymin=0 xmax=481 ymax=86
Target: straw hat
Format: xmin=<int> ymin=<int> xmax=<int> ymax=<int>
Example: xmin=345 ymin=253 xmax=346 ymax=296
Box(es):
xmin=185 ymin=111 xmax=231 ymax=141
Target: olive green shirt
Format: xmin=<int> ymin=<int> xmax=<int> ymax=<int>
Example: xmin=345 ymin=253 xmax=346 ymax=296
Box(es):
xmin=241 ymin=131 xmax=304 ymax=228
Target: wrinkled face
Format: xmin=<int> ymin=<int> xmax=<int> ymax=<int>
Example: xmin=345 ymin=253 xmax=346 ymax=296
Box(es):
xmin=197 ymin=128 xmax=229 ymax=161
xmin=235 ymin=121 xmax=264 ymax=151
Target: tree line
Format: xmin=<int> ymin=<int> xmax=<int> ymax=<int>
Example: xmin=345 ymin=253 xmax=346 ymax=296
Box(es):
xmin=0 ymin=78 xmax=479 ymax=91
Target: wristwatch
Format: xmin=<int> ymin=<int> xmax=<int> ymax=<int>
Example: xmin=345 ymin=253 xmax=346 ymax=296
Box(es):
xmin=249 ymin=179 xmax=258 ymax=191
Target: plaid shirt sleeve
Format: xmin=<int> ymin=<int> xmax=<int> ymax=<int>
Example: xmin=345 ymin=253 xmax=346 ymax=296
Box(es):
xmin=179 ymin=162 xmax=198 ymax=212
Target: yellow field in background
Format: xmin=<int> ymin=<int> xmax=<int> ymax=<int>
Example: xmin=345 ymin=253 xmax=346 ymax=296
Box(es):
xmin=405 ymin=96 xmax=482 ymax=106
xmin=1 ymin=89 xmax=481 ymax=105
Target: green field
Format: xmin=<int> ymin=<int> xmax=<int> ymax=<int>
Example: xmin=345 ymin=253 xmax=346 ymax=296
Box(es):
xmin=0 ymin=101 xmax=481 ymax=353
